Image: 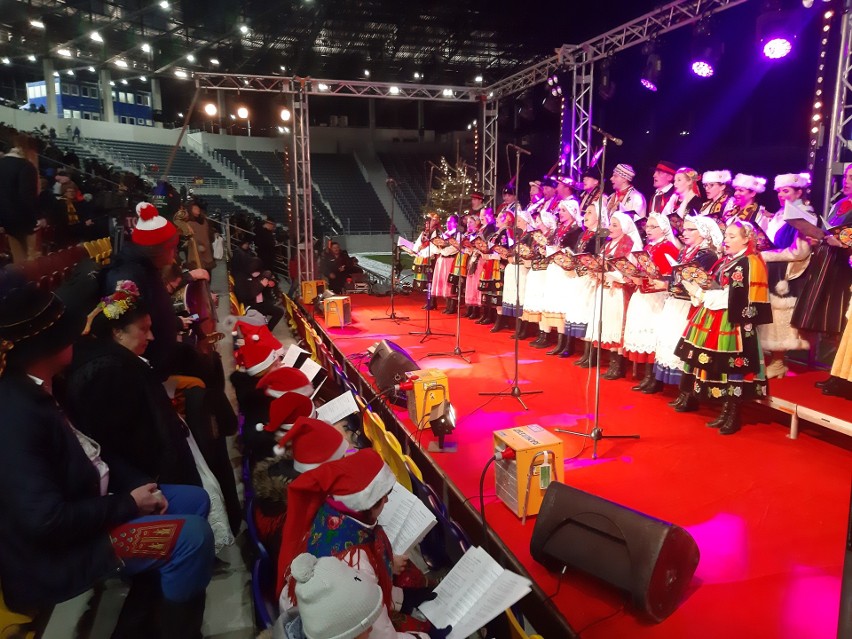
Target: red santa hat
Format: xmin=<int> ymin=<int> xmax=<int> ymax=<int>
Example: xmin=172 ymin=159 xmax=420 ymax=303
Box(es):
xmin=257 ymin=366 xmax=313 ymax=398
xmin=273 ymin=417 xmax=348 ymax=470
xmin=232 ymin=321 xmax=282 ymax=353
xmin=277 ymin=449 xmax=396 ymax=595
xmin=256 ymin=392 xmax=316 ymax=434
xmin=235 ymin=340 xmax=279 ymax=376
xmin=131 ymin=202 xmax=178 ymax=246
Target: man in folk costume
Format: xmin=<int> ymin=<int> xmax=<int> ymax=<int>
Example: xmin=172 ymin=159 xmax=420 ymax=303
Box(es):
xmin=607 ymin=163 xmax=647 ymax=220
xmin=649 ymin=161 xmax=678 ymax=214
xmin=277 ymin=450 xmax=449 ymax=639
xmin=725 ymin=174 xmax=771 ymax=232
xmin=412 ymin=213 xmax=441 ymax=309
xmin=524 ymin=177 xmax=562 ymax=348
xmin=430 ymin=214 xmax=461 ymax=315
xmin=699 ymin=170 xmax=734 ymax=222
xmin=579 ymin=166 xmax=604 ymax=218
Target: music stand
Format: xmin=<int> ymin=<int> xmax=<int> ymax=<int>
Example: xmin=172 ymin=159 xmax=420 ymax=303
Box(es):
xmin=554 ymin=134 xmax=639 ymax=458
xmin=372 ymin=179 xmax=409 ymax=323
xmin=479 ymin=146 xmax=542 ymax=409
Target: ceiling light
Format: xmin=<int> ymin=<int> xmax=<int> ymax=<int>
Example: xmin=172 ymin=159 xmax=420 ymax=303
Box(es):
xmin=317 ymin=82 xmax=329 ymax=91
xmin=277 ymin=126 xmax=284 ymax=133
xmin=27 ymin=54 xmax=36 ymax=62
xmin=280 ymin=65 xmax=286 ymax=71
xmin=66 ymin=69 xmax=74 ymax=76
xmin=159 ymin=1 xmax=169 ymax=8
xmin=243 ymin=79 xmax=249 ymax=86
xmin=121 ymin=79 xmax=128 ymax=85
xmin=141 ymin=43 xmax=151 ymax=53
xmin=178 ymin=112 xmax=184 ymax=118
xmin=239 ymin=25 xmax=249 ymax=34
xmin=204 ymin=103 xmax=218 ymax=116
xmin=88 ymin=66 xmax=96 ymax=72
xmin=414 ymin=72 xmax=421 ymax=80
xmin=186 ymin=54 xmax=195 ymax=62
xmin=58 ymin=48 xmax=72 ymax=57
xmin=30 ymin=19 xmax=45 ymax=29
xmin=691 ymin=60 xmax=714 ymax=77
xmin=230 ymin=114 xmax=236 ymax=120
xmin=174 ymin=69 xmax=187 ymax=78
xmin=109 ymin=80 xmax=115 ymax=86
xmin=474 ymin=74 xmax=483 ymax=83
xmin=762 ymin=37 xmax=792 ymax=59
xmin=389 ymin=86 xmax=400 ymax=95
xmin=280 ymin=107 xmax=291 ymax=122
xmin=90 ymin=31 xmax=103 ymax=43
xmin=237 ymin=106 xmax=249 ymax=119
xmin=114 ymin=59 xmax=128 ymax=68
xmin=364 ymin=69 xmax=370 ymax=77
xmin=210 ymin=58 xmax=220 ymax=66
xmin=442 ymin=88 xmax=453 ymax=97
xmin=1 ymin=57 xmax=10 ymax=65
xmin=52 ymin=71 xmax=59 ymax=77
xmin=140 ymin=75 xmax=147 ymax=81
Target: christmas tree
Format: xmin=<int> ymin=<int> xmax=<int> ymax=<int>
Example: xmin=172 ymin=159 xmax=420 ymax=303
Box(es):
xmin=426 ymin=157 xmax=477 ymax=217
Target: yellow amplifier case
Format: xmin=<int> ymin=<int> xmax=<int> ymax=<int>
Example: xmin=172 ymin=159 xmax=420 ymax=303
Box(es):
xmin=323 ymin=295 xmax=352 ymax=327
xmin=406 ymin=368 xmax=450 ymax=428
xmin=301 ymin=280 xmax=325 ymax=304
xmin=493 ymin=425 xmax=563 ymax=518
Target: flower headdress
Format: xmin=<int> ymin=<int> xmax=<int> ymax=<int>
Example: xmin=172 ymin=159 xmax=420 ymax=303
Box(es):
xmin=82 ymin=280 xmax=141 ymax=335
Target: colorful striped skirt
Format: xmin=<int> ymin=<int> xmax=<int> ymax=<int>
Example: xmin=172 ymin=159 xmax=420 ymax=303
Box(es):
xmin=412 ymin=255 xmax=434 ymax=291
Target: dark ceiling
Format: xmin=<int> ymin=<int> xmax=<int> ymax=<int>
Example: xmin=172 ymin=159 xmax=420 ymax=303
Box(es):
xmin=2 ymin=0 xmax=666 ymax=84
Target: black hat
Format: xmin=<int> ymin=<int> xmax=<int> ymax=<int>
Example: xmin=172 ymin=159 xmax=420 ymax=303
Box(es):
xmin=502 ymin=185 xmax=516 ymax=195
xmin=540 ymin=176 xmax=557 ymax=188
xmin=0 ymin=280 xmax=85 ymax=375
xmin=581 ymin=166 xmax=602 ymax=181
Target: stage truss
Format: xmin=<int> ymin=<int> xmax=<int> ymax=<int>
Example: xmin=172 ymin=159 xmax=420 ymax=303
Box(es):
xmin=824 ymin=6 xmax=852 ymax=217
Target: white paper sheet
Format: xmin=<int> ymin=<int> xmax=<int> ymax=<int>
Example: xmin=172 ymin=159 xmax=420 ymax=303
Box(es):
xmin=282 ymin=343 xmax=309 ymax=367
xmin=299 ymin=357 xmax=323 ymax=382
xmin=315 ymin=391 xmax=359 ymax=424
xmin=377 ymin=483 xmax=438 ymax=556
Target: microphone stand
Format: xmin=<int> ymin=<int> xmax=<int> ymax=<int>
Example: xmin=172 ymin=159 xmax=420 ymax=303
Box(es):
xmin=428 ymin=185 xmax=475 ymax=362
xmin=410 ymin=218 xmax=453 ymax=343
xmin=480 ymin=145 xmax=542 ymax=409
xmin=555 ymin=136 xmax=639 ymax=458
xmin=372 ymin=179 xmax=409 ymax=323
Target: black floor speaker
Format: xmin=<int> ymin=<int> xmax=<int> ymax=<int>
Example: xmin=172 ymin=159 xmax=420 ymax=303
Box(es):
xmin=367 ymin=340 xmax=419 ymax=401
xmin=530 ymin=481 xmax=700 ymax=623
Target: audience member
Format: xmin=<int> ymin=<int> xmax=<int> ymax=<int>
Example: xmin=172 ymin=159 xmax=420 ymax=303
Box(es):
xmin=321 ymin=241 xmax=362 ymax=294
xmin=0 ymin=133 xmax=43 ymax=262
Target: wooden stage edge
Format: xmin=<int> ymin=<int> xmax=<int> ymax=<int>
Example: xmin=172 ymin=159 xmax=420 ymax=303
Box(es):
xmin=294 ymin=299 xmax=580 ymax=638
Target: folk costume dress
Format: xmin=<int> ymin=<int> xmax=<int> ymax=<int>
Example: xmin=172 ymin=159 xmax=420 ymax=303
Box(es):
xmin=564 ymin=226 xmax=604 ymax=339
xmin=585 ymin=212 xmax=643 ymax=349
xmin=412 ymin=228 xmax=438 ymax=292
xmin=674 ymin=249 xmax=772 ymax=401
xmin=430 ymin=227 xmax=459 ymax=300
xmin=606 ymin=185 xmax=647 ymax=220
xmin=522 ymin=197 xmax=561 ymax=323
xmin=661 ymin=192 xmax=702 ymax=246
xmin=622 ymin=215 xmax=679 ymax=364
xmin=479 ymin=226 xmax=513 ymax=306
xmin=502 ymin=227 xmax=532 ymax=318
xmin=542 ymin=211 xmax=582 ymax=330
xmin=465 ymin=223 xmax=495 ymax=307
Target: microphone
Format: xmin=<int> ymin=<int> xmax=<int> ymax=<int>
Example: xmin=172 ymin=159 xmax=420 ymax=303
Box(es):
xmin=591 ymin=125 xmax=623 ymax=146
xmin=507 ymin=143 xmax=531 ymax=156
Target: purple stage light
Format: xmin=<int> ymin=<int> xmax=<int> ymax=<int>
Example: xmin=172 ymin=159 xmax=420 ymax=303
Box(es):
xmin=763 ymin=37 xmax=792 ymax=59
xmin=691 ymin=60 xmax=714 ymax=78
xmin=640 ymin=77 xmax=658 ymax=92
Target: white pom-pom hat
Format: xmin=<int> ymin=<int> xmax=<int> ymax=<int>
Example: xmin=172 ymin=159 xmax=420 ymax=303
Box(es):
xmin=774 ymin=172 xmax=811 ymax=191
xmin=131 ymin=202 xmax=178 ymax=246
xmin=732 ymin=174 xmax=767 ymax=194
xmin=702 ymin=170 xmax=732 ymax=185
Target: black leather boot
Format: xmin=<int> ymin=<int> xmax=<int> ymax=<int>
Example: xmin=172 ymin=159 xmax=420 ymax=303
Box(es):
xmin=422 ymin=298 xmax=437 ymax=310
xmin=631 ymin=363 xmax=655 ymax=391
xmin=530 ymin=330 xmax=547 ymax=347
xmin=465 ymin=305 xmax=475 ymax=318
xmin=674 ymin=393 xmax=699 ymax=412
xmin=476 ymin=306 xmax=493 ymax=325
xmin=532 ymin=330 xmax=553 ymax=349
xmin=490 ymin=313 xmax=507 ymax=333
xmin=559 ymin=335 xmax=576 ymax=358
xmin=706 ymin=400 xmax=733 ymax=429
xmin=442 ymin=298 xmax=457 ymax=314
xmin=513 ymin=318 xmax=525 ymax=339
xmin=469 ymin=305 xmax=481 ymax=320
xmin=547 ymin=333 xmax=567 ymax=355
xmin=602 ymin=352 xmax=626 ymax=380
xmin=719 ymin=400 xmax=742 ymax=435
xmin=574 ymin=341 xmax=591 ymax=367
xmin=669 ymin=374 xmax=695 ymax=407
xmin=642 ymin=374 xmax=664 ymax=394
xmin=483 ymin=307 xmax=497 ymax=325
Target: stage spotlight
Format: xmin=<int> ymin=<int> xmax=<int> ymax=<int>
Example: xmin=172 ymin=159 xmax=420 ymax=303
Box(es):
xmin=597 ymin=57 xmax=616 ymax=101
xmin=517 ymin=89 xmax=535 ymax=121
xmin=428 ymin=400 xmax=457 ymax=452
xmin=239 ymin=24 xmax=249 ymax=34
xmin=280 ymin=107 xmax=291 ymax=121
xmin=120 ymin=79 xmax=128 ymax=85
xmin=140 ymin=75 xmax=147 ymax=81
xmin=210 ymin=58 xmax=220 ymax=66
xmin=203 ymin=103 xmax=217 ymax=116
xmin=88 ymin=66 xmax=96 ymax=72
xmin=475 ymin=74 xmax=483 ymax=83
xmin=186 ymin=54 xmax=195 ymax=62
xmin=237 ymin=106 xmax=249 ymax=119
xmin=114 ymin=59 xmax=128 ymax=68
xmin=389 ymin=86 xmax=400 ymax=95
xmin=1 ymin=57 xmax=10 ymax=65
xmin=174 ymin=69 xmax=187 ymax=78
xmin=640 ymin=42 xmax=661 ymax=92
xmin=690 ymin=20 xmax=721 ymax=78
xmin=757 ymin=3 xmax=796 ymax=60
xmin=141 ymin=43 xmax=151 ymax=53
xmin=442 ymin=88 xmax=453 ymax=97
xmin=691 ymin=61 xmax=714 ymax=77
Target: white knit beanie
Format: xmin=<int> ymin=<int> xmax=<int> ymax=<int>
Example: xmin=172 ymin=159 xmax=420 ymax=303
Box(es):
xmin=292 ymin=554 xmax=383 ymax=639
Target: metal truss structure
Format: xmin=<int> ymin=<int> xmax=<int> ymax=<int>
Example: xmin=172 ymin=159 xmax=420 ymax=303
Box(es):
xmin=481 ymin=100 xmax=499 ymax=201
xmin=291 ymin=84 xmax=314 ymax=281
xmin=823 ymin=6 xmax=852 ymax=217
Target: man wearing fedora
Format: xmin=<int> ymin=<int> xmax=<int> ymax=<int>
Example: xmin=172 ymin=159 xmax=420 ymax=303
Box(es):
xmin=0 ymin=278 xmax=215 ymax=637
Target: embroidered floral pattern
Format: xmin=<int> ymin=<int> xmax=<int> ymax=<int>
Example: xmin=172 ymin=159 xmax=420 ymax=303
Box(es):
xmin=730 ymin=357 xmax=749 ymax=368
xmin=742 ymin=306 xmax=757 ymax=319
xmin=731 ymin=268 xmax=745 ymax=287
xmin=710 ymin=387 xmax=723 ymax=398
xmin=698 ymin=353 xmax=710 ymax=364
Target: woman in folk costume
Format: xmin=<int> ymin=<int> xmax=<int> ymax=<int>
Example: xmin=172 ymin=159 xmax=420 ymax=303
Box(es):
xmin=792 ymin=164 xmax=852 ymax=347
xmin=586 ymin=211 xmax=643 ymax=379
xmin=758 ymin=173 xmax=814 ymax=379
xmin=430 ymin=214 xmax=460 ymax=315
xmin=623 ymin=213 xmax=680 ymax=392
xmin=674 ymin=220 xmax=772 ymax=435
xmin=569 ymin=202 xmax=609 ymax=368
xmin=464 ymin=209 xmax=495 ymax=320
xmin=661 ymin=167 xmax=703 ymax=242
xmin=824 ymin=269 xmax=852 ymax=400
xmin=540 ymin=177 xmax=583 ymax=355
xmin=448 ymin=215 xmax=476 ymax=312
xmin=524 ymin=177 xmax=562 ymax=347
xmin=658 ymin=216 xmax=722 ymax=406
xmin=725 ymin=174 xmax=771 ymax=230
xmin=699 ymin=170 xmax=734 ymax=223
xmin=481 ymin=200 xmax=516 ymax=329
xmin=276 ymin=450 xmax=446 ymax=639
xmin=501 ymin=208 xmax=536 ymax=339
xmin=412 ymin=214 xmax=441 ymax=308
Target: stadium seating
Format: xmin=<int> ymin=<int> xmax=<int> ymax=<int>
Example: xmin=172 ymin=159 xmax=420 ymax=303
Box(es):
xmin=215 ymin=149 xmax=269 ymax=190
xmin=310 ymin=154 xmax=388 ymax=233
xmin=241 ymin=151 xmax=288 ymax=191
xmin=378 ymin=152 xmax=436 ymax=226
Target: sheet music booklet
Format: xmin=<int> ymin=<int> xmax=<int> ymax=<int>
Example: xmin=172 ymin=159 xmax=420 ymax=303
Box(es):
xmin=315 ymin=390 xmax=359 ymax=424
xmin=418 ymin=546 xmax=532 ymax=639
xmin=397 ymin=236 xmax=416 ymax=253
xmin=377 ymin=483 xmax=437 ymax=556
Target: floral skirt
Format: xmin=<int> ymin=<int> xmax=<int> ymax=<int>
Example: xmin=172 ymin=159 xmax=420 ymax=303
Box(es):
xmin=674 ymin=306 xmax=768 ymax=401
xmin=502 ymin=263 xmax=528 ymax=317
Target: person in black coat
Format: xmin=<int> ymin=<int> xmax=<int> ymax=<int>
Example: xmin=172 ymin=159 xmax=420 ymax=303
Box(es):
xmin=0 ymin=279 xmax=214 ymax=636
xmin=254 ymin=216 xmax=278 ymax=272
xmin=63 ymin=281 xmax=201 ymax=487
xmin=0 ymin=133 xmax=43 ymax=262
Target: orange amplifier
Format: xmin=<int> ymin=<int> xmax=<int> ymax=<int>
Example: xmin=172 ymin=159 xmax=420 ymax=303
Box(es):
xmin=301 ymin=280 xmax=325 ymax=304
xmin=323 ymin=295 xmax=352 ymax=327
xmin=493 ymin=425 xmax=563 ymax=520
xmin=405 ymin=369 xmax=449 ymax=428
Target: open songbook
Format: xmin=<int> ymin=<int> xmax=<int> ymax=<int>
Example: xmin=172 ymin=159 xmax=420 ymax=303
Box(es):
xmin=418 ymin=546 xmax=532 ymax=639
xmin=826 ymin=223 xmax=852 ymax=248
xmin=376 ymin=483 xmax=437 ymax=556
xmin=397 ymin=236 xmax=416 ymax=254
xmin=610 ymin=251 xmax=663 ymax=280
xmin=315 ymin=390 xmax=359 ymax=424
xmin=574 ymin=252 xmax=606 ymax=273
xmin=670 ymin=261 xmax=721 ymax=290
xmin=431 ymin=236 xmax=450 ymax=249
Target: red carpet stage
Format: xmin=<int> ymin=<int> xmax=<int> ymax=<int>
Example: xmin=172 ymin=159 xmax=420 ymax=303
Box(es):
xmin=305 ymin=293 xmax=852 ymax=639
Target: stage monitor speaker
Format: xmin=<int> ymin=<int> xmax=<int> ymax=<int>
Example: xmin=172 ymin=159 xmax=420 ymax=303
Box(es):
xmin=368 ymin=340 xmax=419 ymax=402
xmin=530 ymin=482 xmax=700 ymax=623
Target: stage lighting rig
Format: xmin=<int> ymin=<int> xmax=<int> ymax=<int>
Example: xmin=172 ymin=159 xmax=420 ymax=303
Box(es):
xmin=428 ymin=400 xmax=457 ymax=453
xmin=757 ymin=1 xmax=796 ymax=60
xmin=640 ymin=41 xmax=661 ymax=92
xmin=690 ymin=20 xmax=722 ymax=78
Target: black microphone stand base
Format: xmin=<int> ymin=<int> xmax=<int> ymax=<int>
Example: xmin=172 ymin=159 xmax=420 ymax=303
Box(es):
xmin=372 ymin=312 xmax=410 ymax=323
xmin=479 ymin=385 xmax=543 ymax=411
xmin=554 ymin=426 xmax=640 ymax=460
xmin=427 ymin=345 xmax=475 ymax=362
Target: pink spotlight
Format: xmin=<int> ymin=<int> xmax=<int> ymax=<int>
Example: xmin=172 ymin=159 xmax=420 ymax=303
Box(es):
xmin=691 ymin=60 xmax=714 ymax=78
xmin=640 ymin=78 xmax=658 ymax=92
xmin=763 ymin=37 xmax=792 ymax=59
